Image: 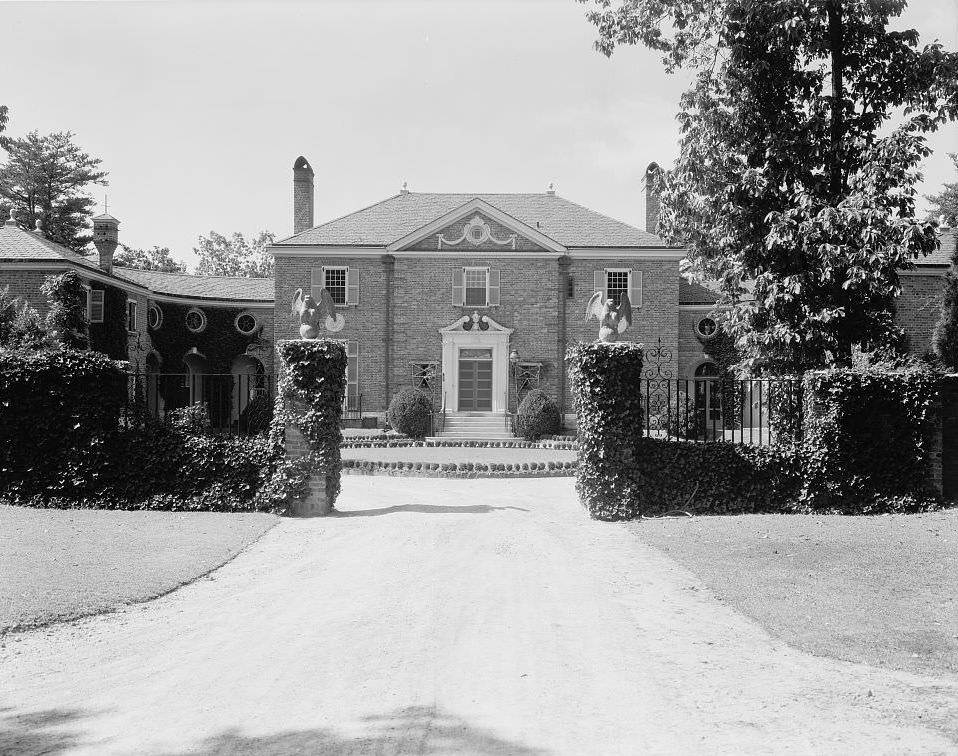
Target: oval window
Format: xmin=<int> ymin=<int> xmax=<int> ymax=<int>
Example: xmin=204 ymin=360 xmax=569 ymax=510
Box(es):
xmin=235 ymin=313 xmax=257 ymax=335
xmin=185 ymin=308 xmax=207 ymax=334
xmin=696 ymin=317 xmax=717 ymax=339
xmin=148 ymin=304 xmax=163 ymax=330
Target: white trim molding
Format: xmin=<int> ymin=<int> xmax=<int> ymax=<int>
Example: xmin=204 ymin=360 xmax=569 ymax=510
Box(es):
xmin=439 ymin=314 xmax=514 ymax=413
xmin=388 ymin=198 xmax=567 ymax=254
xmin=567 ymin=248 xmax=686 ymax=260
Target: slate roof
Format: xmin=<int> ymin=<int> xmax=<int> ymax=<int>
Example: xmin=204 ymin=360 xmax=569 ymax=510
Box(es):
xmin=113 ymin=267 xmax=274 ymax=302
xmin=1 ymin=221 xmax=274 ymax=302
xmin=679 ymin=278 xmax=722 ymax=305
xmin=916 ymin=228 xmax=956 ymax=267
xmin=0 ymin=222 xmax=99 ymax=270
xmin=276 ymin=192 xmax=670 ymax=248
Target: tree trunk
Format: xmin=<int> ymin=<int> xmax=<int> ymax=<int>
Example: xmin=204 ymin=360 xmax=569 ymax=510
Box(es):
xmin=827 ymin=0 xmax=845 ymax=201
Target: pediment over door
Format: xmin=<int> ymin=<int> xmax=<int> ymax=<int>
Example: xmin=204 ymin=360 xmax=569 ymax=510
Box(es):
xmin=389 ymin=198 xmax=566 ymax=254
xmin=439 ymin=312 xmax=514 ymax=335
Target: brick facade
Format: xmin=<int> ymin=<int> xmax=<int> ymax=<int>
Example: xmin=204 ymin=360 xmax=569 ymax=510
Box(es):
xmin=2 ymin=269 xmax=63 ymax=311
xmin=274 ymin=250 xmax=686 ymax=416
xmin=897 ymin=272 xmax=945 ymax=357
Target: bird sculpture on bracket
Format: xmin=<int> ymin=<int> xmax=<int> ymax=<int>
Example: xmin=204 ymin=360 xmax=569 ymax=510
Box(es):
xmin=291 ymin=288 xmax=345 ymax=339
xmin=586 ymin=290 xmax=632 ymax=343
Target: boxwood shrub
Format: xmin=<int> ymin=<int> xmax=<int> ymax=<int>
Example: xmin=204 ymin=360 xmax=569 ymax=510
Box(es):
xmin=514 ymin=389 xmax=561 ymax=441
xmin=387 ymin=389 xmax=433 ymax=438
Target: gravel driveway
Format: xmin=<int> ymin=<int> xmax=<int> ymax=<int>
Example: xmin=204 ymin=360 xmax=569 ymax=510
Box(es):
xmin=1 ymin=477 xmax=956 ymax=755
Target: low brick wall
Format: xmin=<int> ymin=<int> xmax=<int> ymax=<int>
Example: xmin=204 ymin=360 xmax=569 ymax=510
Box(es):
xmin=283 ymin=419 xmax=330 ymax=516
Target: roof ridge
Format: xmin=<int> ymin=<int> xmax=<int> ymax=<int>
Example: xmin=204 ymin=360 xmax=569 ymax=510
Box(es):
xmin=555 ymin=195 xmax=651 ymax=238
xmin=116 ymin=266 xmax=274 ymax=282
xmin=279 ymin=192 xmax=405 ymax=243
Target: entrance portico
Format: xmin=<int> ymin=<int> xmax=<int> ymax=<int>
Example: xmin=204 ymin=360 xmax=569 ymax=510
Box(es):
xmin=439 ymin=313 xmax=513 ymax=413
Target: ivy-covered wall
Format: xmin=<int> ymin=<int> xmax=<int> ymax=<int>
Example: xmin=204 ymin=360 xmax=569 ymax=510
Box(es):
xmin=88 ymin=283 xmax=129 ymax=361
xmin=148 ymin=301 xmax=258 ymax=374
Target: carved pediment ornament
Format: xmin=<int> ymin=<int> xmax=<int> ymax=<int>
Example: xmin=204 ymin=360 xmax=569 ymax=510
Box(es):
xmin=437 ymin=214 xmax=517 ymax=250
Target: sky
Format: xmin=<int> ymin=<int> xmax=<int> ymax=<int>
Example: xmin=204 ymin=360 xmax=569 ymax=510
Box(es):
xmin=1 ymin=0 xmax=956 ymax=270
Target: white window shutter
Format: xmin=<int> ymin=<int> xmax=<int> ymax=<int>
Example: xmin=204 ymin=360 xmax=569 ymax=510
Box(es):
xmin=629 ymin=270 xmax=642 ymax=308
xmin=310 ymin=267 xmax=323 ymax=302
xmin=488 ymin=269 xmax=500 ymax=306
xmin=452 ymin=268 xmax=464 ymax=306
xmin=346 ymin=341 xmax=359 ymax=409
xmin=593 ymin=270 xmax=606 ymax=299
xmin=346 ymin=268 xmax=359 ymax=305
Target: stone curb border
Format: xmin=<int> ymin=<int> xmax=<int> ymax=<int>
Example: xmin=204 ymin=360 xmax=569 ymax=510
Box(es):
xmin=342 ymin=460 xmax=577 ymax=478
xmin=342 ymin=438 xmax=577 ymax=451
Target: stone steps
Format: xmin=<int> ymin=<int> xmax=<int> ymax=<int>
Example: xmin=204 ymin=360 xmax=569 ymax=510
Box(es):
xmin=438 ymin=412 xmax=513 ymax=440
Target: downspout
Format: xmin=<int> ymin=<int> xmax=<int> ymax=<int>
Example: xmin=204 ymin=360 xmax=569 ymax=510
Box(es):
xmin=381 ymin=254 xmax=395 ymax=408
xmin=557 ymin=254 xmax=571 ymax=414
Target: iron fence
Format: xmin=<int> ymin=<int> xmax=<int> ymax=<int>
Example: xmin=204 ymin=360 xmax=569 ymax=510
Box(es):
xmin=639 ymin=377 xmax=803 ymax=446
xmin=126 ymin=372 xmax=362 ymax=436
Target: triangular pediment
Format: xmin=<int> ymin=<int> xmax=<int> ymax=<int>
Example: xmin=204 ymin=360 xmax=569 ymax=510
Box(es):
xmin=388 ymin=198 xmax=566 ymax=254
xmin=439 ymin=313 xmax=513 ymax=335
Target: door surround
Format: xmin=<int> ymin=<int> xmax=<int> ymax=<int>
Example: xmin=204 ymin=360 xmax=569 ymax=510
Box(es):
xmin=439 ymin=313 xmax=513 ymax=412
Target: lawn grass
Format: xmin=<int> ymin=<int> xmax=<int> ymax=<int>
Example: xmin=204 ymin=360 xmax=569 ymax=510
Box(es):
xmin=628 ymin=510 xmax=958 ymax=678
xmin=0 ymin=506 xmax=278 ymax=633
xmin=341 ymin=446 xmax=578 ymax=464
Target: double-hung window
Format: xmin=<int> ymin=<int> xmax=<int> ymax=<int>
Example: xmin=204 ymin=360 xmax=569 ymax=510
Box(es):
xmin=594 ymin=269 xmax=642 ymax=308
xmin=127 ymin=300 xmax=137 ymax=332
xmin=464 ymin=268 xmax=488 ymax=306
xmin=311 ymin=266 xmax=359 ymax=306
xmin=452 ymin=267 xmax=500 ymax=307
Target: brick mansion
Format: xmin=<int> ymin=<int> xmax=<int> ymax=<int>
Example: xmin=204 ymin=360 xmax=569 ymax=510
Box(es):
xmin=0 ymin=158 xmax=953 ymax=426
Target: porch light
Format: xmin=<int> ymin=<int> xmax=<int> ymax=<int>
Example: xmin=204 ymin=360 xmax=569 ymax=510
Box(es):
xmin=509 ymin=349 xmax=520 ymax=365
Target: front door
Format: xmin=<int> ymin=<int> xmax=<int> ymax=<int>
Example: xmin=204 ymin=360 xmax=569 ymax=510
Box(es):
xmin=458 ymin=348 xmax=493 ymax=411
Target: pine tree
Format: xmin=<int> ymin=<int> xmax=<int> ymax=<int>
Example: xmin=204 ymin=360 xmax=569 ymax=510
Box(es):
xmin=0 ymin=130 xmax=108 ymax=252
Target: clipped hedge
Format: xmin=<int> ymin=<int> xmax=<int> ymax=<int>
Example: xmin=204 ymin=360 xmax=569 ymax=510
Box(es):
xmin=514 ymin=389 xmax=562 ymax=441
xmin=387 ymin=389 xmax=433 ymax=438
xmin=0 ymin=348 xmax=127 ymax=496
xmin=567 ymin=341 xmax=646 ymax=520
xmin=625 ymin=437 xmax=801 ymax=516
xmin=568 ymin=341 xmax=946 ymax=519
xmin=4 ymin=428 xmax=276 ymax=512
xmin=266 ymin=339 xmax=347 ymax=511
xmin=799 ymin=366 xmax=941 ymax=512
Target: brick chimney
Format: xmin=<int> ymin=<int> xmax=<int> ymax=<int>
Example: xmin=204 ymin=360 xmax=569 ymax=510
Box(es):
xmin=92 ymin=213 xmax=119 ymax=273
xmin=293 ymin=156 xmax=314 ymax=235
xmin=642 ymin=162 xmax=661 ymax=234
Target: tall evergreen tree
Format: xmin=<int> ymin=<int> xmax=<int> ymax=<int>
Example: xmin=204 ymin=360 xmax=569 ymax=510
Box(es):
xmin=581 ymin=0 xmax=958 ymax=370
xmin=0 ymin=130 xmax=108 ymax=252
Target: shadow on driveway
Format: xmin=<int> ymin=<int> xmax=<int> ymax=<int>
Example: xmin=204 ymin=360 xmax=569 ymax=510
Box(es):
xmin=0 ymin=705 xmax=548 ymax=756
xmin=332 ymin=504 xmax=530 ymax=517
